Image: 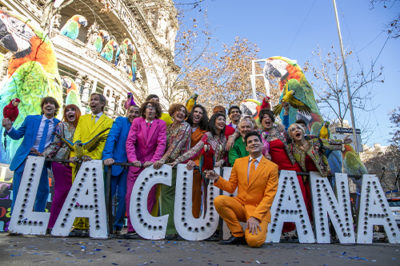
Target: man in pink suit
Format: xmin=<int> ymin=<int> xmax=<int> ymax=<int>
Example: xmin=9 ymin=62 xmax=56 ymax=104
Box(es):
xmin=125 ymin=101 xmax=167 ymax=237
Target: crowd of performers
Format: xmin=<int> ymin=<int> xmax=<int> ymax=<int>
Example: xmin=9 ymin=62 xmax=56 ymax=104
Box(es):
xmin=1 ymin=93 xmax=351 ymax=247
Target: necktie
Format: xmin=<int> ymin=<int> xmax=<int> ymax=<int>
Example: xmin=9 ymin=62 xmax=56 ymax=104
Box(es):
xmin=39 ymin=119 xmax=50 ymax=153
xmin=248 ymin=158 xmax=256 ymax=183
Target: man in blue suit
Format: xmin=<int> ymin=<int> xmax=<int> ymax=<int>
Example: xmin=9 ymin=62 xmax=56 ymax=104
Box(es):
xmin=103 ymin=104 xmax=139 ymax=234
xmin=2 ymin=97 xmax=60 ymax=214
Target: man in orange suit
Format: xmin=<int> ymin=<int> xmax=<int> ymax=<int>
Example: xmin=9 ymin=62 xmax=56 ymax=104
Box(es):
xmin=205 ymin=131 xmax=279 ymax=247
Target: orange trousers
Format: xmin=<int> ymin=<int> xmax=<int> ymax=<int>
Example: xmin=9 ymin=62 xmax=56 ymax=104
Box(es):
xmin=214 ymin=195 xmax=269 ymax=247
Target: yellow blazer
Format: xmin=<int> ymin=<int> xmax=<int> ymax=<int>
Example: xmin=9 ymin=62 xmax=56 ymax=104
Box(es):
xmin=214 ymin=156 xmax=279 ymax=222
xmin=70 ymin=113 xmax=114 ymax=160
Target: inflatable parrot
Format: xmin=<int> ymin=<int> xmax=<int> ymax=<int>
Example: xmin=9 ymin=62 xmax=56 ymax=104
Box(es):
xmin=62 ymin=76 xmax=81 ymax=109
xmin=88 ymin=29 xmax=110 ymax=53
xmin=60 ymin=15 xmax=88 ymax=40
xmin=0 ymin=10 xmax=63 ymax=163
xmin=263 ymin=56 xmax=367 ymax=177
xmin=101 ymin=39 xmax=119 ymax=62
xmin=264 ymin=56 xmax=323 ymax=135
xmin=115 ymin=38 xmax=133 ymax=66
xmin=185 ymin=93 xmax=198 ymax=113
xmin=240 ymin=98 xmax=261 ymax=122
xmin=128 ymin=46 xmax=137 ymax=82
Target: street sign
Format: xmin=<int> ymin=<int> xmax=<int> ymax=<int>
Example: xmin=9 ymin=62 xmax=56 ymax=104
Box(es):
xmin=335 ymin=127 xmax=361 ymax=134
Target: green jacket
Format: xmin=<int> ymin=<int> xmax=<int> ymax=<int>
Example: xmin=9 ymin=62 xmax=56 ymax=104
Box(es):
xmin=229 ymin=137 xmax=249 ymax=166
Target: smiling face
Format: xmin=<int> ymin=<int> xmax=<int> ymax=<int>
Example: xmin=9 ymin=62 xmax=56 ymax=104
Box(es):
xmin=229 ymin=108 xmax=241 ymax=124
xmin=173 ymin=106 xmax=187 ymax=123
xmin=289 ymin=124 xmax=305 ymax=142
xmin=42 ymin=101 xmax=56 ymax=118
xmin=261 ymin=114 xmax=273 ymax=130
xmin=90 ymin=94 xmax=105 ymax=115
xmin=127 ymin=105 xmax=140 ymax=123
xmin=192 ymin=106 xmax=204 ymax=125
xmin=65 ymin=107 xmax=76 ymax=123
xmin=245 ymin=135 xmax=263 ymax=156
xmin=238 ymin=120 xmax=253 ymax=138
xmin=215 ymin=115 xmax=226 ymax=132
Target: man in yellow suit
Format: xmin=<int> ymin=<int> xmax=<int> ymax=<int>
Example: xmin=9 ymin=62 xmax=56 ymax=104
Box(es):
xmin=69 ymin=93 xmax=114 ymax=236
xmin=205 ymin=131 xmax=278 ymax=247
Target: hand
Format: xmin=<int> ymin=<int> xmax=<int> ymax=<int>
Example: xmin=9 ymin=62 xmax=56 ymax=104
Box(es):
xmin=343 ymin=135 xmax=352 ymax=144
xmin=82 ymin=155 xmax=92 ymax=162
xmin=214 ymin=159 xmax=224 ymax=168
xmin=2 ymin=118 xmax=12 ymax=131
xmin=143 ymin=161 xmax=153 ymax=168
xmin=185 ymin=160 xmax=196 ymax=170
xmin=70 ymin=157 xmax=79 ymax=163
xmin=30 ymin=147 xmax=41 ymax=156
xmin=204 ymin=170 xmax=219 ymax=181
xmin=104 ymin=158 xmax=115 ymax=166
xmin=225 ymin=135 xmax=235 ymax=151
xmin=153 ymin=160 xmax=164 ymax=169
xmin=131 ymin=161 xmax=142 ymax=167
xmin=168 ymin=161 xmax=177 ymax=168
xmin=283 ymin=102 xmax=289 ymax=115
xmin=247 ymin=217 xmax=261 ymax=235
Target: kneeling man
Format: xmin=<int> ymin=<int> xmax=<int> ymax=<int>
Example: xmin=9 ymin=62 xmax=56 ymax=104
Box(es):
xmin=205 ymin=131 xmax=278 ymax=247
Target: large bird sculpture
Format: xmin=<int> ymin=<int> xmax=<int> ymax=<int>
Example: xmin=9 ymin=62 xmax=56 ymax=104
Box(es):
xmin=101 ymin=39 xmax=119 ymax=62
xmin=62 ymin=76 xmax=81 ymax=109
xmin=60 ymin=15 xmax=88 ymax=40
xmin=0 ymin=10 xmax=63 ymax=163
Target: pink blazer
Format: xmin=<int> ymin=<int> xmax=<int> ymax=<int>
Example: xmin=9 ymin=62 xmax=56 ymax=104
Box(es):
xmin=126 ymin=117 xmax=167 ymax=163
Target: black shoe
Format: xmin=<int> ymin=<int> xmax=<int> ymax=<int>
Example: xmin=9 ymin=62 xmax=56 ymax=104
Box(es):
xmin=125 ymin=232 xmax=139 ymax=239
xmin=219 ymin=236 xmax=246 ymax=245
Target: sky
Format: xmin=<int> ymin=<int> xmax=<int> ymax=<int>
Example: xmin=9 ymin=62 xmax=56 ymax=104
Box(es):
xmin=179 ymin=0 xmax=400 ymax=147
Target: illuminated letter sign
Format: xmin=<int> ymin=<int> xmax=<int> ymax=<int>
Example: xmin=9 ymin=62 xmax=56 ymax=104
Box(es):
xmin=52 ymin=160 xmax=108 ymax=239
xmin=130 ymin=165 xmax=171 ymax=240
xmin=174 ymin=165 xmax=219 ymax=241
xmin=310 ymin=172 xmax=355 ymax=243
xmin=9 ymin=156 xmax=50 ymax=235
xmin=266 ymin=170 xmax=315 ymax=243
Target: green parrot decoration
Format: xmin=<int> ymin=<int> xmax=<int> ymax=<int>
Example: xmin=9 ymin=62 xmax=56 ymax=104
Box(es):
xmin=60 ymin=15 xmax=88 ymax=41
xmin=264 ymin=56 xmax=367 ymax=176
xmin=88 ymin=29 xmax=110 ymax=53
xmin=0 ymin=10 xmax=63 ymax=163
xmin=101 ymin=39 xmax=119 ymax=62
xmin=264 ymin=56 xmax=323 ymax=135
xmin=61 ymin=76 xmax=81 ymax=109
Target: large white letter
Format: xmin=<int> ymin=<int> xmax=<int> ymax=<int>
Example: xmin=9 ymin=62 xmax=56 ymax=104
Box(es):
xmin=9 ymin=156 xmax=50 ymax=235
xmin=310 ymin=172 xmax=355 ymax=243
xmin=357 ymin=174 xmax=400 ymax=244
xmin=130 ymin=165 xmax=171 ymax=240
xmin=52 ymin=160 xmax=108 ymax=239
xmin=174 ymin=164 xmax=219 ymax=240
xmin=266 ymin=170 xmax=315 ymax=243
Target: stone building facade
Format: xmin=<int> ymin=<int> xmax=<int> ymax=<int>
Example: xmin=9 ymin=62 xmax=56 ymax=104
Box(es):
xmin=0 ymin=0 xmax=179 ymax=116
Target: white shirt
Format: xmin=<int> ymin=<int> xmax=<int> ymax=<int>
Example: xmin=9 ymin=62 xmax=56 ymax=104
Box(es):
xmin=247 ymin=154 xmax=262 ymax=177
xmin=32 ymin=116 xmax=55 ymax=151
xmin=92 ymin=112 xmax=103 ymax=123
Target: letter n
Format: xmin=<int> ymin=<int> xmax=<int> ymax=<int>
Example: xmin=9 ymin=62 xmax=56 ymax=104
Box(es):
xmin=310 ymin=172 xmax=355 ymax=243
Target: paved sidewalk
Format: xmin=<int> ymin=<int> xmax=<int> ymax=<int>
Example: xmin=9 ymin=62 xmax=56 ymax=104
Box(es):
xmin=0 ymin=233 xmax=399 ymax=266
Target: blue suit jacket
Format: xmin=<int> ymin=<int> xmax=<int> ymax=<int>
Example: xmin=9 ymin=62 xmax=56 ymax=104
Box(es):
xmin=102 ymin=117 xmax=131 ymax=176
xmin=7 ymin=115 xmax=60 ymax=171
